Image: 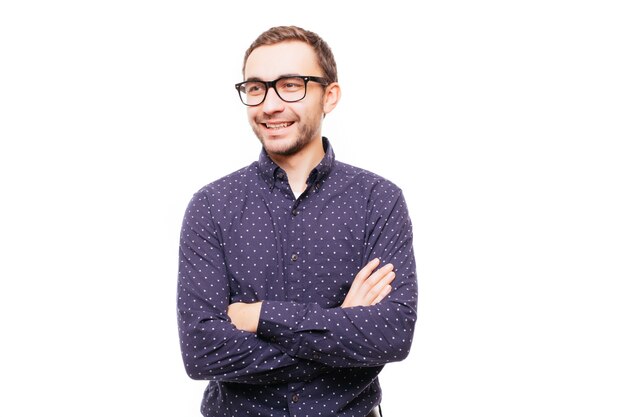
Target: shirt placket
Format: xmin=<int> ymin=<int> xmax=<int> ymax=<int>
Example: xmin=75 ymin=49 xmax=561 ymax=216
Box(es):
xmin=285 ymin=196 xmax=307 ymax=302
xmin=273 ymin=170 xmax=307 ymax=302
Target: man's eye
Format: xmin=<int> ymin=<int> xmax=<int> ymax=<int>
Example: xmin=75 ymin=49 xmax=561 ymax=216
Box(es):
xmin=246 ymin=84 xmax=264 ymax=95
xmin=279 ymin=78 xmax=304 ymax=91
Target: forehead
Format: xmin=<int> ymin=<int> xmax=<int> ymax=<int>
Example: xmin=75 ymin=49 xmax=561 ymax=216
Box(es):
xmin=244 ymin=41 xmax=322 ymax=80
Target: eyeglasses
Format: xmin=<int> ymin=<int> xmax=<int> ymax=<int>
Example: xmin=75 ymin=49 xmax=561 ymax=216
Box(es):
xmin=235 ymin=75 xmax=328 ymax=106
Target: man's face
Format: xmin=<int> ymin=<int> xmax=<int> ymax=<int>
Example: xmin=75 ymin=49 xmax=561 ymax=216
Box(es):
xmin=243 ymin=41 xmax=328 ymax=157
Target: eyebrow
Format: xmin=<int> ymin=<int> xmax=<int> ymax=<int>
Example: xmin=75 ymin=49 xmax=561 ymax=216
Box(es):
xmin=244 ymin=73 xmax=304 ymax=82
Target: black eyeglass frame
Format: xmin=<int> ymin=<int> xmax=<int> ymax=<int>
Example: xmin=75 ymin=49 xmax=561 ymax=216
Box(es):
xmin=235 ymin=75 xmax=329 ymax=106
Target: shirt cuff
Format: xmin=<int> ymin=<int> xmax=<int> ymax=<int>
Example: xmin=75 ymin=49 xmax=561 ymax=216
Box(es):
xmin=258 ymin=300 xmax=332 ymax=360
xmin=257 ymin=300 xmax=302 ymax=354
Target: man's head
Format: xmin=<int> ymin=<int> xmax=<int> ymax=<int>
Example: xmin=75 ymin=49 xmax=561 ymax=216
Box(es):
xmin=239 ymin=26 xmax=341 ymax=157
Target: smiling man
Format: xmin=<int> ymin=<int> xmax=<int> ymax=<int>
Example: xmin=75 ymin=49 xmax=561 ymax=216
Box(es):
xmin=177 ymin=26 xmax=418 ymax=417
xmin=245 ymin=42 xmax=330 ymax=158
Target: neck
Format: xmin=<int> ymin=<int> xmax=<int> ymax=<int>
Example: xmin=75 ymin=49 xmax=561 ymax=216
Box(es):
xmin=269 ymin=138 xmax=325 ymax=197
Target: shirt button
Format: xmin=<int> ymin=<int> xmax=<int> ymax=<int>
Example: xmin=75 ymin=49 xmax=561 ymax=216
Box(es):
xmin=291 ymin=253 xmax=298 ymax=262
xmin=313 ymin=353 xmax=321 ymax=360
xmin=276 ymin=171 xmax=285 ymax=180
xmin=291 ymin=209 xmax=299 ymax=216
xmin=291 ymin=393 xmax=299 ymax=403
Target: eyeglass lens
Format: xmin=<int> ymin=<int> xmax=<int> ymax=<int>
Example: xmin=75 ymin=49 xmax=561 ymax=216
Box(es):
xmin=239 ymin=77 xmax=307 ymax=106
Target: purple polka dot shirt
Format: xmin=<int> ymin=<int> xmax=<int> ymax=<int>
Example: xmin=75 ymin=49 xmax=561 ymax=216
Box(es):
xmin=178 ymin=138 xmax=417 ymax=416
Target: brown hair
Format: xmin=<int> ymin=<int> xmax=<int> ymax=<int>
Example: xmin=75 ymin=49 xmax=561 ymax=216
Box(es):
xmin=242 ymin=26 xmax=338 ymax=83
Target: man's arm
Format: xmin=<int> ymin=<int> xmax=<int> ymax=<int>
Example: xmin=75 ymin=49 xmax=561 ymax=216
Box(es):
xmin=177 ymin=189 xmax=328 ymax=384
xmin=228 ymin=258 xmax=396 ymax=330
xmin=253 ymin=185 xmax=418 ymax=368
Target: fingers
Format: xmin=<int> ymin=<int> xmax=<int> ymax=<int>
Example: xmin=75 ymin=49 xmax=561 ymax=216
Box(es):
xmin=372 ymin=285 xmax=392 ymax=305
xmin=364 ymin=268 xmax=395 ymax=305
xmin=342 ymin=259 xmax=396 ymax=308
xmin=343 ymin=258 xmax=381 ymax=306
xmin=353 ymin=258 xmax=381 ymax=284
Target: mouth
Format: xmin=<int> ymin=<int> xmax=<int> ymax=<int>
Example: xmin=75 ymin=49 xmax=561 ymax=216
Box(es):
xmin=263 ymin=121 xmax=294 ymax=130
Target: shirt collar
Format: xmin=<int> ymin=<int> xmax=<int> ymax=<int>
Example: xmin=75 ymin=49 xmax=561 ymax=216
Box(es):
xmin=257 ymin=137 xmax=335 ymax=189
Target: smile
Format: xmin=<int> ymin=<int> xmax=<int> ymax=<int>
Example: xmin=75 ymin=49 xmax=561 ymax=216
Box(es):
xmin=264 ymin=122 xmax=294 ymax=129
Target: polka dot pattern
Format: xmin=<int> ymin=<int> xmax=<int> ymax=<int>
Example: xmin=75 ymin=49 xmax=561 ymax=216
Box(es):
xmin=178 ymin=138 xmax=417 ymax=416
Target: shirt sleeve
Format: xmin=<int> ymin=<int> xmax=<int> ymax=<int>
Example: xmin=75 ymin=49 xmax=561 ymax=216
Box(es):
xmin=256 ymin=185 xmax=418 ymax=368
xmin=177 ymin=189 xmax=329 ymax=384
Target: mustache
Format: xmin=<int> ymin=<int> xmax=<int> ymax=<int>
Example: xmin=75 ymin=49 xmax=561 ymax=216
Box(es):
xmin=255 ymin=115 xmax=298 ymax=123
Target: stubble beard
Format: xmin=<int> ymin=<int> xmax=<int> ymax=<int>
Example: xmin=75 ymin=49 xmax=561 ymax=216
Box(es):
xmin=253 ymin=119 xmax=320 ymax=156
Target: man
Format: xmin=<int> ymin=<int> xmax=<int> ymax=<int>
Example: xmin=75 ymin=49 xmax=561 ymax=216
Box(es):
xmin=178 ymin=26 xmax=417 ymax=417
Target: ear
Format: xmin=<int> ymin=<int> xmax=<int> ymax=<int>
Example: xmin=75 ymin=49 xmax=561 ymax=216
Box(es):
xmin=322 ymin=82 xmax=341 ymax=115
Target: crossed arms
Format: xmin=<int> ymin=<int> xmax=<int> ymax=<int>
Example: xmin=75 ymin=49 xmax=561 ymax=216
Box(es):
xmin=177 ymin=184 xmax=417 ymax=383
xmin=227 ymin=258 xmax=396 ymax=332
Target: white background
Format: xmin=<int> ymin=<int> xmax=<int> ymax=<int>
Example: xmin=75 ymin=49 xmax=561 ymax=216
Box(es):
xmin=1 ymin=1 xmax=625 ymax=416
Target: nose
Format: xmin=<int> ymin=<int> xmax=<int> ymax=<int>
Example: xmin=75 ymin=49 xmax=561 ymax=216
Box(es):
xmin=261 ymin=86 xmax=285 ymax=114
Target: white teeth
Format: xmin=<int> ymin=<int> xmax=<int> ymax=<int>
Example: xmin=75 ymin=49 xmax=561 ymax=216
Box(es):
xmin=266 ymin=122 xmax=291 ymax=129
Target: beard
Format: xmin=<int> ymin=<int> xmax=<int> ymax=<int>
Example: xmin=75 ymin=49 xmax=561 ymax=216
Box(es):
xmin=252 ymin=117 xmax=320 ymax=156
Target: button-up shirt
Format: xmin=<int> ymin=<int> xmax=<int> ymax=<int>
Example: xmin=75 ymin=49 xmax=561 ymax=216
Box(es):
xmin=178 ymin=138 xmax=417 ymax=417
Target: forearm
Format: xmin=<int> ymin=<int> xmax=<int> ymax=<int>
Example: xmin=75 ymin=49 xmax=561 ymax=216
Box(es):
xmin=256 ymin=293 xmax=415 ymax=368
xmin=224 ymin=285 xmax=413 ymax=368
xmin=177 ymin=265 xmax=331 ymax=384
xmin=178 ymin=308 xmax=329 ymax=384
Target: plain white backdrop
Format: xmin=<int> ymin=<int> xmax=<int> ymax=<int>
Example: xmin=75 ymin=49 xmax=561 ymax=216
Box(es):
xmin=1 ymin=1 xmax=625 ymax=416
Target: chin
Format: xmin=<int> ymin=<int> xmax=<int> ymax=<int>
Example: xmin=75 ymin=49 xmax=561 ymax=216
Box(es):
xmin=263 ymin=140 xmax=303 ymax=156
xmin=253 ymin=122 xmax=318 ymax=157
xmin=257 ymin=132 xmax=306 ymax=156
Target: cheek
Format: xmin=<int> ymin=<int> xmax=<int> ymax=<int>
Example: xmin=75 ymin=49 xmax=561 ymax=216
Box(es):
xmin=247 ymin=108 xmax=258 ymax=124
xmin=294 ymin=102 xmax=318 ymax=120
xmin=300 ymin=104 xmax=323 ymax=123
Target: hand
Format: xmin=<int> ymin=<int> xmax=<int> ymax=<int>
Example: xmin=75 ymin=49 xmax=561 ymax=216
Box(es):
xmin=227 ymin=301 xmax=262 ymax=333
xmin=341 ymin=258 xmax=395 ymax=308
